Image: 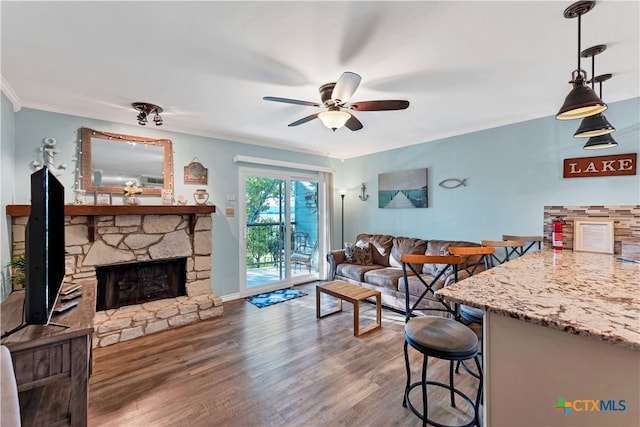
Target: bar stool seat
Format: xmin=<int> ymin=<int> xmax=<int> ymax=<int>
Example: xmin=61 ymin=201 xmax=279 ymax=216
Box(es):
xmin=405 ymin=316 xmax=479 ymax=359
xmin=458 ymin=305 xmax=484 ymax=323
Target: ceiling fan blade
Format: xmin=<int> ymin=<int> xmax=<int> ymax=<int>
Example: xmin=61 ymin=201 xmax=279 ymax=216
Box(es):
xmin=331 ymin=72 xmax=362 ymax=104
xmin=288 ymin=113 xmax=320 ymax=127
xmin=263 ymin=96 xmax=320 ymax=107
xmin=349 ymin=100 xmax=410 ymax=111
xmin=344 ymin=114 xmax=363 ymax=131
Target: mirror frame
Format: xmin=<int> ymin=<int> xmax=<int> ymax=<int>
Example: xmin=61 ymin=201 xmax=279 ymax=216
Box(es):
xmin=81 ymin=128 xmax=173 ymax=195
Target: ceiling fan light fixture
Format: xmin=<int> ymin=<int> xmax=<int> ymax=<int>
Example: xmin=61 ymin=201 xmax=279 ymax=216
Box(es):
xmin=573 ymin=113 xmax=615 ymax=137
xmin=583 ymin=134 xmax=618 ymax=150
xmin=318 ymin=110 xmax=351 ymax=132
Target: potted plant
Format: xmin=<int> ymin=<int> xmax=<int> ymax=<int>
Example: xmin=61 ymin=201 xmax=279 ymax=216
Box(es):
xmin=10 ymin=254 xmax=26 ymax=288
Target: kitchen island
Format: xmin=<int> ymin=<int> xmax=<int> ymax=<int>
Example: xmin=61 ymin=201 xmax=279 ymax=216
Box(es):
xmin=437 ymin=249 xmax=639 ymax=427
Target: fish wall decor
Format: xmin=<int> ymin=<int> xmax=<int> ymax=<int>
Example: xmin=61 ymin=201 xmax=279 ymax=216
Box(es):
xmin=438 ymin=178 xmax=467 ymax=189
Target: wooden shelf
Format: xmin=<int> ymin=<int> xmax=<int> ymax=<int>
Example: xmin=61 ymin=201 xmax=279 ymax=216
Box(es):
xmin=6 ymin=204 xmax=216 ymax=242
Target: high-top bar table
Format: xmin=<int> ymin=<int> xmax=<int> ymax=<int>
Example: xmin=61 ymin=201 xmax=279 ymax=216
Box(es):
xmin=437 ymin=249 xmax=639 ymax=427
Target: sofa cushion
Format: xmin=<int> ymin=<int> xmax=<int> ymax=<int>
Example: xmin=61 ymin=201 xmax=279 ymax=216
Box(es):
xmin=389 ymin=236 xmax=427 ymax=270
xmin=364 ymin=267 xmax=409 ymax=291
xmin=337 ymin=263 xmax=384 ymax=282
xmin=356 ymin=234 xmax=394 ymax=266
xmin=344 ymin=241 xmax=373 ymax=265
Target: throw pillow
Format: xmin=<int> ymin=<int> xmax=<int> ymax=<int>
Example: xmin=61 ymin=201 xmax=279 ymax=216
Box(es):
xmin=344 ymin=241 xmax=373 ymax=265
xmin=432 ymin=248 xmax=452 ymax=276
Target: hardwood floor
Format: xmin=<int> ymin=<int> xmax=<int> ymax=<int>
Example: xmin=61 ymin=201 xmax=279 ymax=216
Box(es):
xmin=88 ymin=282 xmax=482 ymax=426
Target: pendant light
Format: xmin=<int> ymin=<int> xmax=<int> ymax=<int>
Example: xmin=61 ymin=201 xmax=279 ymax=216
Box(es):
xmin=556 ymin=1 xmax=607 ymax=120
xmin=583 ymin=134 xmax=618 ymax=149
xmin=581 ymin=74 xmax=618 ymax=149
xmin=574 ymin=45 xmax=615 ymax=138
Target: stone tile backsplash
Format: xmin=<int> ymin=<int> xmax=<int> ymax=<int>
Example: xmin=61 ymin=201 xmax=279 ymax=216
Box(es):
xmin=543 ymin=205 xmax=640 ymax=254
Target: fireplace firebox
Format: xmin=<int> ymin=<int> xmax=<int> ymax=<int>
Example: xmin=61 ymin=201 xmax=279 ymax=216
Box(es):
xmin=96 ymin=258 xmax=187 ymax=311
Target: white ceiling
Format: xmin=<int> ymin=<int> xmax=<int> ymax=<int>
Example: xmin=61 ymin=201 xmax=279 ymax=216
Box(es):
xmin=2 ymin=1 xmax=639 ymax=160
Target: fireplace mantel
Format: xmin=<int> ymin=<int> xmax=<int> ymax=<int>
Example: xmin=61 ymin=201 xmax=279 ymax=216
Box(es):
xmin=7 ymin=204 xmax=216 ymax=241
xmin=6 ymin=204 xmax=216 ymax=216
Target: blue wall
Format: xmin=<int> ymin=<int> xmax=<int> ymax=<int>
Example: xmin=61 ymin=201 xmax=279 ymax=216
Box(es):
xmin=4 ymin=107 xmax=338 ymax=298
xmin=333 ymin=97 xmax=640 ymax=246
xmin=2 ymin=97 xmax=639 ymax=299
xmin=1 ymin=93 xmax=17 ymax=299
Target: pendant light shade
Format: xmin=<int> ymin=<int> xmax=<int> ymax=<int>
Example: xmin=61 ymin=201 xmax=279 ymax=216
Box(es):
xmin=573 ymin=47 xmax=615 ymax=137
xmin=573 ymin=113 xmax=615 ymax=137
xmin=318 ymin=109 xmax=351 ymax=131
xmin=583 ymin=134 xmax=618 ymax=150
xmin=556 ymin=72 xmax=607 ymax=120
xmin=556 ymin=1 xmax=607 ymax=120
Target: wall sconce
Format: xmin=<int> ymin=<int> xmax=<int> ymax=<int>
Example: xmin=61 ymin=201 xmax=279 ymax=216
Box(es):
xmin=132 ymin=102 xmax=163 ymax=126
xmin=359 ymin=183 xmax=369 ymax=201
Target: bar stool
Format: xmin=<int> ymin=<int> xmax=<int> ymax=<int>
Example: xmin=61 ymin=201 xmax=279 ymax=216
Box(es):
xmin=400 ymin=254 xmax=483 ymax=427
xmin=448 ymin=246 xmax=494 ymax=327
xmin=448 ymin=246 xmax=494 ymax=381
xmin=502 ymin=235 xmax=543 ymax=256
xmin=481 ymin=239 xmax=525 ymax=267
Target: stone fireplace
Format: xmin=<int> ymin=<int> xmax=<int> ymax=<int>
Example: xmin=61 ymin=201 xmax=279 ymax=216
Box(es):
xmin=8 ymin=205 xmax=223 ymax=348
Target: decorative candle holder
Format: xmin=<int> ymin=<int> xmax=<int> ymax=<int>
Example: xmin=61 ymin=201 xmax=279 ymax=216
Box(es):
xmin=194 ymin=189 xmax=209 ymax=206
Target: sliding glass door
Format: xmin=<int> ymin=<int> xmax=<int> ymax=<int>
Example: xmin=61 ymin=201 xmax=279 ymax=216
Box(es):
xmin=240 ymin=168 xmax=320 ymax=295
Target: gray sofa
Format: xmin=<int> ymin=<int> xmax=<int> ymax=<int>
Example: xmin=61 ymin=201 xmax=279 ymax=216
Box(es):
xmin=326 ymin=233 xmax=486 ymax=313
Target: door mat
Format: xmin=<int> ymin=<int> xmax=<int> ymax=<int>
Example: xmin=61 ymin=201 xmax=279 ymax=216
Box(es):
xmin=246 ymin=288 xmax=308 ymax=308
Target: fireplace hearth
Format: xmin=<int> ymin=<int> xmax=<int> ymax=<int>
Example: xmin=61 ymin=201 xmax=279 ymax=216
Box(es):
xmin=96 ymin=258 xmax=186 ymax=311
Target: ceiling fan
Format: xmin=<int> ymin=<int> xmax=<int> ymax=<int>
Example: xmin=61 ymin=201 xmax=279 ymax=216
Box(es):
xmin=263 ymin=72 xmax=410 ymax=131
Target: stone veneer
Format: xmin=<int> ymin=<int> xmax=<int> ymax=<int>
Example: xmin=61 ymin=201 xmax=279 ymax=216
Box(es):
xmin=10 ymin=212 xmax=223 ymax=348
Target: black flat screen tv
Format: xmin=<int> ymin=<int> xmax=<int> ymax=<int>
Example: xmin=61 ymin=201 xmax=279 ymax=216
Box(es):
xmin=24 ymin=167 xmax=66 ymax=325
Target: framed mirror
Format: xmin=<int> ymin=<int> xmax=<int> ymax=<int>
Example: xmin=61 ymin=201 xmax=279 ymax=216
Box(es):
xmin=81 ymin=128 xmax=173 ymax=195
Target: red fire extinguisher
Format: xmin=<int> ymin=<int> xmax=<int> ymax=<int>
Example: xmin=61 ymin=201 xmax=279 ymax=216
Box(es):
xmin=552 ymin=217 xmax=566 ymax=250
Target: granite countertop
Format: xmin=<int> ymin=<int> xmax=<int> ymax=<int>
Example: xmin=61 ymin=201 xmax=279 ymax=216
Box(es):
xmin=436 ymin=249 xmax=640 ymax=351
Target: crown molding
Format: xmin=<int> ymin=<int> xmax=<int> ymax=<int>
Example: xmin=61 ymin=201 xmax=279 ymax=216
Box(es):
xmin=0 ymin=75 xmax=22 ymax=112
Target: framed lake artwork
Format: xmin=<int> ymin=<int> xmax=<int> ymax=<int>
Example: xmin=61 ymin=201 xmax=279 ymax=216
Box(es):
xmin=378 ymin=168 xmax=428 ymax=208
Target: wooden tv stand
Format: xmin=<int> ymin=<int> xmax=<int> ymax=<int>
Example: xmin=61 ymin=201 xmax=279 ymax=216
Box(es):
xmin=1 ymin=279 xmax=96 ymax=427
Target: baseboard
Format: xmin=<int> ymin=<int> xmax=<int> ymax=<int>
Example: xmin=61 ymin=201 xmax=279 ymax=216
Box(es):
xmin=220 ymin=293 xmax=241 ymax=302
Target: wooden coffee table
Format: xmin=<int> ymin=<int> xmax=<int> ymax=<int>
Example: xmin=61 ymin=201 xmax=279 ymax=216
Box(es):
xmin=316 ymin=280 xmax=382 ymax=337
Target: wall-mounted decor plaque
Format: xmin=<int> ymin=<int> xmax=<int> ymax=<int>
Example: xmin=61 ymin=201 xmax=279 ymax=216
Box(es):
xmin=563 ymin=153 xmax=637 ymax=178
xmin=184 ymin=159 xmax=208 ymax=185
